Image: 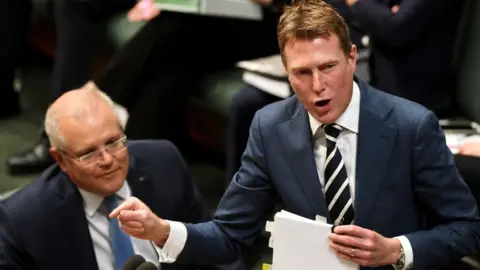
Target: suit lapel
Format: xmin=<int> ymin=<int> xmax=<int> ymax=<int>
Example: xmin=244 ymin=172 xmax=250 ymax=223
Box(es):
xmin=277 ymin=100 xmax=330 ymax=219
xmin=54 ymin=173 xmax=98 ymax=270
xmin=126 ymin=155 xmax=156 ymax=214
xmin=126 ymin=154 xmax=176 ymax=268
xmin=354 ymin=82 xmax=397 ymax=227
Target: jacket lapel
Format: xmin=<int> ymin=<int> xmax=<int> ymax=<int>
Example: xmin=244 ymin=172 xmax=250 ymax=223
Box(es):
xmin=54 ymin=173 xmax=98 ymax=270
xmin=126 ymin=154 xmax=171 ymax=268
xmin=354 ymin=82 xmax=397 ymax=227
xmin=126 ymin=155 xmax=156 ymax=211
xmin=277 ymin=99 xmax=330 ymax=219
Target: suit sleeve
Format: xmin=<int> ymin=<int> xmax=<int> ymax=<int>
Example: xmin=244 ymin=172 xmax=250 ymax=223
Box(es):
xmin=0 ymin=203 xmax=30 ymax=270
xmin=349 ymin=0 xmax=454 ymax=48
xmin=176 ymin=111 xmax=278 ymax=265
xmin=405 ymin=111 xmax=480 ymax=269
xmin=164 ymin=142 xmax=248 ymax=270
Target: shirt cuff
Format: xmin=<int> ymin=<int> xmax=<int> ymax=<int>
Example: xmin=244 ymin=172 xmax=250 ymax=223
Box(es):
xmin=395 ymin=236 xmax=413 ymax=269
xmin=153 ymin=220 xmax=187 ymax=263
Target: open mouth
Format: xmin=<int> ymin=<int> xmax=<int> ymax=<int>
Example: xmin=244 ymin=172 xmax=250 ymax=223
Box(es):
xmin=315 ymin=99 xmax=331 ymax=107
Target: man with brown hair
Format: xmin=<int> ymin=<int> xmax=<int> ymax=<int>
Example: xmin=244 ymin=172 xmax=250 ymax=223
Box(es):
xmin=108 ymin=1 xmax=480 ymax=269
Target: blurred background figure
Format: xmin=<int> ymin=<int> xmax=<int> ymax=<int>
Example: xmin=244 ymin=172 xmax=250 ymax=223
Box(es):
xmin=1 ymin=0 xmax=32 ymax=119
xmin=345 ymin=0 xmax=463 ymax=118
xmin=5 ymin=0 xmax=158 ymax=175
xmin=6 ymin=0 xmax=283 ymax=176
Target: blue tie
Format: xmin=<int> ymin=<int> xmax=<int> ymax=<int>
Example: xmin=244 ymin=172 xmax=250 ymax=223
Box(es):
xmin=105 ymin=195 xmax=135 ymax=270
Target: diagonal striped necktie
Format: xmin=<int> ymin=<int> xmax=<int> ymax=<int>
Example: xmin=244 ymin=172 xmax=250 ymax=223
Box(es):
xmin=323 ymin=124 xmax=355 ymax=225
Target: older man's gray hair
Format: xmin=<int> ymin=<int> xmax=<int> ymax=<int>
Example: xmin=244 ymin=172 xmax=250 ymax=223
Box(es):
xmin=44 ymin=82 xmax=118 ymax=149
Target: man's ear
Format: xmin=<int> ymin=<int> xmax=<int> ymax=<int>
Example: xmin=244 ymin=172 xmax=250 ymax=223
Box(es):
xmin=50 ymin=147 xmax=68 ymax=172
xmin=349 ymin=44 xmax=357 ymax=71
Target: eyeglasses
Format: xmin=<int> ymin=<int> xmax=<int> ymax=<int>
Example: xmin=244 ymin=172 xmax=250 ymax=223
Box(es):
xmin=60 ymin=136 xmax=127 ymax=165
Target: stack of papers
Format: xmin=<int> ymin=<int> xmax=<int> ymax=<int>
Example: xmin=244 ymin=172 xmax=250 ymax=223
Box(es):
xmin=154 ymin=0 xmax=263 ymax=20
xmin=443 ymin=129 xmax=480 ymax=154
xmin=236 ymin=55 xmax=291 ymax=99
xmin=265 ymin=210 xmax=357 ymax=270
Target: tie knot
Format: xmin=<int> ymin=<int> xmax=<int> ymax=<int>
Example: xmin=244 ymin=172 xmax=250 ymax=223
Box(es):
xmin=104 ymin=194 xmax=118 ymax=213
xmin=323 ymin=124 xmax=342 ymax=139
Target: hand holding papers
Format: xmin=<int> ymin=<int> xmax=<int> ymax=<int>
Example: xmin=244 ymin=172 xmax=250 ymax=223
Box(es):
xmin=265 ymin=210 xmax=357 ymax=270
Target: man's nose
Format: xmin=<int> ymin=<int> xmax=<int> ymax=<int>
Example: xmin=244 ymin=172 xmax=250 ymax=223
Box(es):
xmin=312 ymin=71 xmax=325 ymax=93
xmin=97 ymin=149 xmax=114 ymax=165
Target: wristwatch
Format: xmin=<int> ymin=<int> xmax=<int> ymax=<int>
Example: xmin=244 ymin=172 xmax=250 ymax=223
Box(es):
xmin=392 ymin=245 xmax=405 ymax=270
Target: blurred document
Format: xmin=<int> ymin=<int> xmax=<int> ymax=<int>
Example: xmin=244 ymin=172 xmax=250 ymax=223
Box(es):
xmin=242 ymin=72 xmax=290 ymax=99
xmin=237 ymin=55 xmax=291 ymax=99
xmin=266 ymin=210 xmax=357 ymax=270
xmin=154 ymin=0 xmax=262 ymax=20
xmin=443 ymin=129 xmax=480 ymax=154
xmin=237 ymin=55 xmax=286 ymax=78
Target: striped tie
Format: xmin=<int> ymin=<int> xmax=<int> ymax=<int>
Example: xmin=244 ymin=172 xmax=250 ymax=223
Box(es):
xmin=323 ymin=124 xmax=354 ymax=225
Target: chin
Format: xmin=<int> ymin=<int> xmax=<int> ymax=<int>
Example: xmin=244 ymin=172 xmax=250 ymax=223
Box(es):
xmin=102 ymin=185 xmax=123 ymax=196
xmin=314 ymin=112 xmax=339 ymax=124
xmin=101 ymin=177 xmax=125 ymax=194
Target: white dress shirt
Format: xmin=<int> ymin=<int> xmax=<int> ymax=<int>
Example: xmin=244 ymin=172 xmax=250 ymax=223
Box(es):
xmin=162 ymin=82 xmax=413 ymax=269
xmin=309 ymin=81 xmax=360 ymax=202
xmin=78 ymin=182 xmax=161 ymax=270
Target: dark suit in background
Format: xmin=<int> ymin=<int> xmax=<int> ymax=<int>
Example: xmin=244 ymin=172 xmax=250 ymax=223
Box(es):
xmin=0 ymin=140 xmax=243 ymax=270
xmin=349 ymin=0 xmax=464 ymax=117
xmin=7 ymin=0 xmax=139 ymax=174
xmin=1 ymin=0 xmax=135 ymax=117
xmin=455 ymin=154 xmax=480 ymax=210
xmin=52 ymin=0 xmax=137 ymax=100
xmin=7 ymin=0 xmax=281 ymax=173
xmin=326 ymin=0 xmax=367 ymax=49
xmin=1 ymin=0 xmax=31 ymax=118
xmin=93 ymin=8 xmax=280 ymax=144
xmin=178 ymin=80 xmax=480 ymax=269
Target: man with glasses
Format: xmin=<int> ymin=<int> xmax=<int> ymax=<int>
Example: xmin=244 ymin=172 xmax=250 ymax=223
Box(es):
xmin=0 ymin=85 xmax=242 ymax=270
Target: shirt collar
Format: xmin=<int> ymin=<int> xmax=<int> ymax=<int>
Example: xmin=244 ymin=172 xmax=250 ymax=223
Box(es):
xmin=309 ymin=81 xmax=360 ymax=135
xmin=78 ymin=180 xmax=131 ymax=217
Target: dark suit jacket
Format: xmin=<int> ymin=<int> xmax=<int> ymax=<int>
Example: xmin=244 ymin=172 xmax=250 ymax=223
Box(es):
xmin=349 ymin=0 xmax=464 ymax=116
xmin=324 ymin=0 xmax=367 ymax=49
xmin=176 ymin=79 xmax=480 ymax=269
xmin=0 ymin=140 xmax=241 ymax=270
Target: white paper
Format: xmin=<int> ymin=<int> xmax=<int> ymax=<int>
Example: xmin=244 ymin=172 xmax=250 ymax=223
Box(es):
xmin=155 ymin=0 xmax=262 ymax=21
xmin=444 ymin=129 xmax=480 ymax=154
xmin=236 ymin=55 xmax=286 ymax=78
xmin=242 ymin=72 xmax=291 ymax=99
xmin=267 ymin=211 xmax=357 ymax=270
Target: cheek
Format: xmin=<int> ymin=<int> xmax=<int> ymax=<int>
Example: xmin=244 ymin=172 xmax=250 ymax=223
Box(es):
xmin=326 ymin=69 xmax=345 ymax=86
xmin=79 ymin=167 xmax=98 ymax=180
xmin=69 ymin=167 xmax=98 ymax=189
xmin=291 ymin=81 xmax=310 ymax=100
xmin=115 ymin=153 xmax=129 ymax=169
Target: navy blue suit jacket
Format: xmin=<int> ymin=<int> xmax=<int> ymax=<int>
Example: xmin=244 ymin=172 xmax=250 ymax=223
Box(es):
xmin=0 ymin=140 xmax=238 ymax=270
xmin=177 ymin=80 xmax=480 ymax=269
xmin=349 ymin=0 xmax=464 ymax=116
